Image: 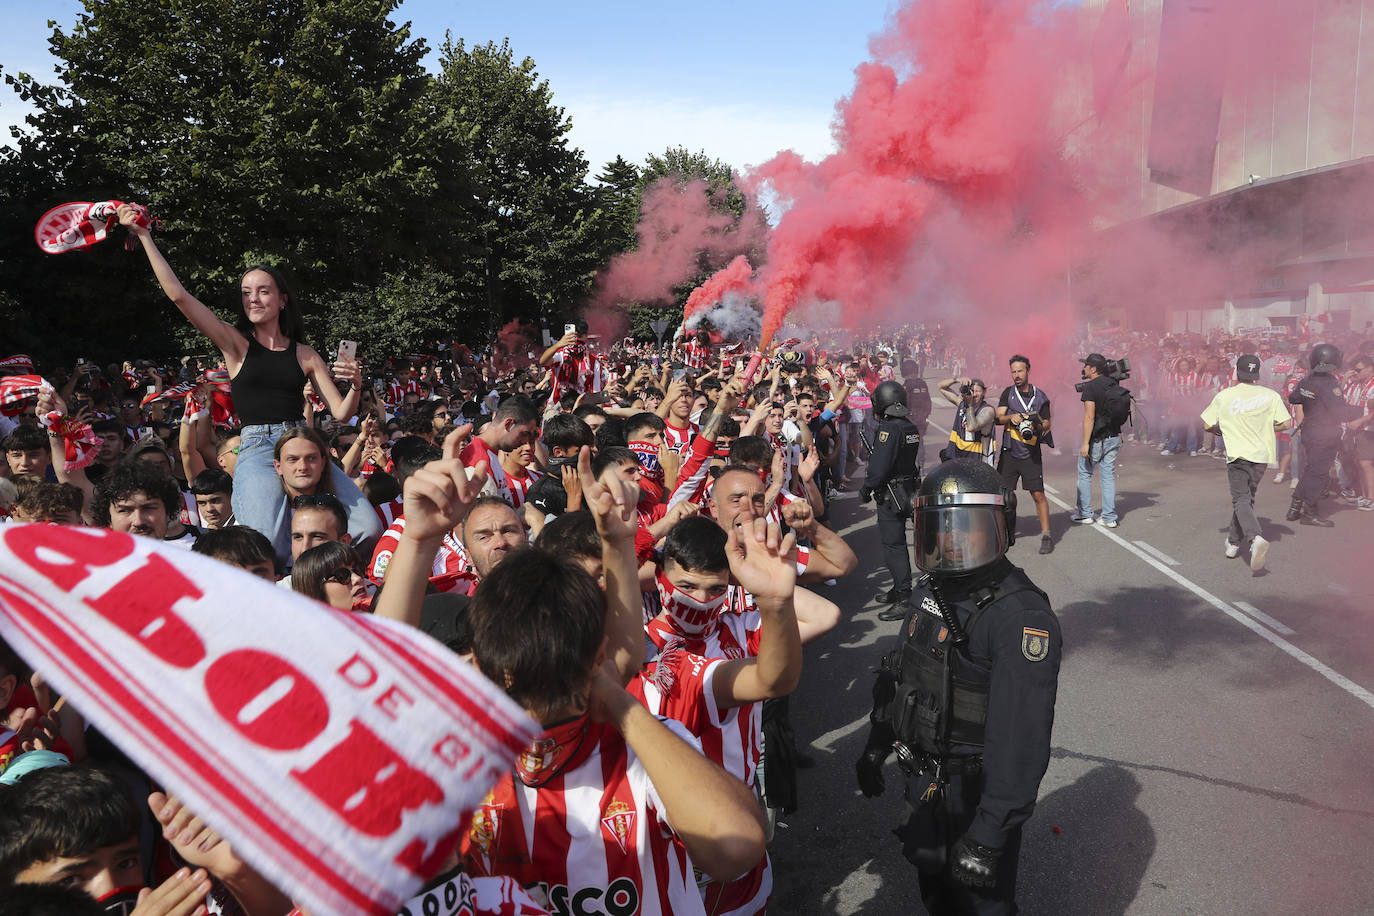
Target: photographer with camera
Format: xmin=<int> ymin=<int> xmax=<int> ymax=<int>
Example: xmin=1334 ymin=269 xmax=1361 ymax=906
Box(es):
xmin=1074 ymin=353 xmax=1130 ymax=528
xmin=938 ymin=376 xmax=998 ymax=465
xmin=995 ymin=355 xmax=1055 ymax=554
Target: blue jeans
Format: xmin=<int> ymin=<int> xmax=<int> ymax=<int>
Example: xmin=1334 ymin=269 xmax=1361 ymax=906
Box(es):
xmin=1076 ymin=436 xmax=1119 ymax=523
xmin=1165 ymin=420 xmax=1199 ymax=454
xmin=232 ymin=421 xmax=382 ymax=565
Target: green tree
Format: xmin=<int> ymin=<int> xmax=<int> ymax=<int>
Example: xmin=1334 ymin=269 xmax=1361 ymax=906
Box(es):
xmin=430 ymin=38 xmax=602 ymax=338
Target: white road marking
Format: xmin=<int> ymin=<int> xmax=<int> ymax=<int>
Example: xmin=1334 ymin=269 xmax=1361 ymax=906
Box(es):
xmin=1233 ymin=601 xmax=1297 ymax=636
xmin=923 ymin=419 xmax=1374 ymax=711
xmin=1133 ymin=540 xmax=1181 ymax=566
xmin=810 ymin=712 xmax=870 ymax=754
xmin=1043 ymin=484 xmax=1059 ymax=495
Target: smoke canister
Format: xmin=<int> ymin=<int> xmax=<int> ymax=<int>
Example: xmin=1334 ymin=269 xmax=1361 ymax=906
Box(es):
xmin=741 ymin=352 xmax=765 ymax=387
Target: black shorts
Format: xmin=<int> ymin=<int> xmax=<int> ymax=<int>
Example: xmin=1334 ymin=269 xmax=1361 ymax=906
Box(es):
xmin=998 ymin=451 xmax=1044 ymax=492
xmin=1355 ymin=430 xmax=1374 ymax=462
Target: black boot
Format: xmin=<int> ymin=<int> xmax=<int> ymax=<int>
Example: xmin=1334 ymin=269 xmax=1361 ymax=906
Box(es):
xmin=1300 ymin=502 xmax=1335 ymax=527
xmin=1286 ymin=498 xmax=1303 ymax=522
xmin=879 ymin=585 xmax=912 ymax=605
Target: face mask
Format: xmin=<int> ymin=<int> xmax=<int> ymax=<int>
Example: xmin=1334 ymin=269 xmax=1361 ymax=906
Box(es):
xmin=516 ymin=713 xmax=589 ymax=787
xmin=656 ymin=571 xmax=728 ymax=638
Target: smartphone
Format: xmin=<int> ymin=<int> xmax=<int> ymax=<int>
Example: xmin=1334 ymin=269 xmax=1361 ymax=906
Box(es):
xmin=564 ymin=324 xmax=577 ymax=337
xmin=673 ymin=368 xmax=688 ymax=383
xmin=146 ymin=384 xmax=156 ymax=396
xmin=337 ymin=340 xmax=358 ymax=362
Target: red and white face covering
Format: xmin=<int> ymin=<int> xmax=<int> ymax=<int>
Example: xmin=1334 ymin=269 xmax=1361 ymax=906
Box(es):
xmin=656 ymin=571 xmax=728 ymax=638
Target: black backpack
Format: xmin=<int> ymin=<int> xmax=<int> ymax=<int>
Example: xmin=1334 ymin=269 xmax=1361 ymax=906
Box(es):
xmin=1097 ymin=379 xmax=1133 ymax=435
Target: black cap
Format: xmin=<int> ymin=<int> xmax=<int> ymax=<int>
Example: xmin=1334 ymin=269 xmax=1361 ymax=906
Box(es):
xmin=418 ymin=593 xmax=471 ymax=655
xmin=1235 ymin=354 xmax=1261 ymax=380
xmin=1081 ymin=353 xmax=1108 ymax=369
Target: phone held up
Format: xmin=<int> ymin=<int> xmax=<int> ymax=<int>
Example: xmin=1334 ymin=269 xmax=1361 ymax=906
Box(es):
xmin=337 ymin=340 xmax=358 ymax=362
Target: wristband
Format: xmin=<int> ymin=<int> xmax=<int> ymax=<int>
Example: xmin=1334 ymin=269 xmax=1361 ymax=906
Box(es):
xmin=820 ymin=409 xmax=836 ymax=421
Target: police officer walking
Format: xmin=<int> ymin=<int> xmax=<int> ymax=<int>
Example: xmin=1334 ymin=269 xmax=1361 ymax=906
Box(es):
xmin=861 ymin=380 xmax=922 ymax=617
xmin=1287 ymin=343 xmax=1363 ymax=527
xmin=856 ymin=460 xmax=1062 ymax=915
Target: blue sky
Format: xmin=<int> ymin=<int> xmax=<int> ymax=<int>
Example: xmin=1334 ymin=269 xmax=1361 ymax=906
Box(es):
xmin=0 ymin=0 xmax=898 ymax=173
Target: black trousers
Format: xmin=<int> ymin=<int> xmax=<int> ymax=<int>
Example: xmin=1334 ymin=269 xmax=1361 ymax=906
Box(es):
xmin=895 ymin=769 xmax=1023 ymax=915
xmin=1295 ymin=434 xmax=1340 ymax=506
xmin=877 ymin=497 xmax=912 ymax=592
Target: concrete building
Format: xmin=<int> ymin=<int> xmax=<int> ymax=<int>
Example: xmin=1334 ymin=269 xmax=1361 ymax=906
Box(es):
xmin=1077 ymin=0 xmax=1374 ymax=335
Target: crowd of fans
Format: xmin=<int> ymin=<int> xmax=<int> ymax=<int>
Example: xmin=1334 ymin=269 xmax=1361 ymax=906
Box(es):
xmin=0 ymin=240 xmax=974 ymax=916
xmin=5 ymin=226 xmax=1370 ymax=916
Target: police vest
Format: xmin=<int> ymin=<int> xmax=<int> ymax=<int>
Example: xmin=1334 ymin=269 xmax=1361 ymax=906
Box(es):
xmin=877 ymin=570 xmax=1048 ymax=754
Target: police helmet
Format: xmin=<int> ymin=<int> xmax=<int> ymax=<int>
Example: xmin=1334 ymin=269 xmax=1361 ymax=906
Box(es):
xmin=913 ymin=459 xmax=1016 ymax=575
xmin=872 ymin=380 xmax=909 ymax=418
xmin=1310 ymin=343 xmax=1343 ymax=373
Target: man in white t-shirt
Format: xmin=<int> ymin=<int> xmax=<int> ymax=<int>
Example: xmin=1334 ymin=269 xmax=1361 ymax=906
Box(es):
xmin=1201 ymin=354 xmax=1292 ymax=571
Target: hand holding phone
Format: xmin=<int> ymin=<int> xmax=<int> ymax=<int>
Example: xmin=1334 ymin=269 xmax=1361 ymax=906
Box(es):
xmin=337 ymin=340 xmax=358 ymax=362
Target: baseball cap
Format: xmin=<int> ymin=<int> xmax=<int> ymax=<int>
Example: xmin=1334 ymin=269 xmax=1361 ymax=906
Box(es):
xmin=1081 ymin=353 xmax=1108 ymax=369
xmin=1235 ymin=354 xmax=1261 ymax=380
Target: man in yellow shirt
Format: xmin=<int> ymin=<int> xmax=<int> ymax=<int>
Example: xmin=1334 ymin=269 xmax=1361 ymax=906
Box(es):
xmin=1200 ymin=355 xmax=1292 ymax=571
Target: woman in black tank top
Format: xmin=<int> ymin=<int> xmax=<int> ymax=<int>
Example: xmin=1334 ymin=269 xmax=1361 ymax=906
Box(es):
xmin=119 ymin=204 xmax=381 ymax=563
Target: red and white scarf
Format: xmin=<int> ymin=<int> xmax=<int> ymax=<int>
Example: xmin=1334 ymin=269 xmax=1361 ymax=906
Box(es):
xmin=34 ymin=200 xmax=157 ymax=254
xmin=0 ymin=375 xmax=52 ymax=417
xmin=38 ymin=412 xmax=101 ymax=472
xmin=140 ymin=380 xmax=198 ymax=408
xmin=0 ymin=525 xmax=539 ymax=916
xmin=0 ymin=354 xmax=34 ymax=376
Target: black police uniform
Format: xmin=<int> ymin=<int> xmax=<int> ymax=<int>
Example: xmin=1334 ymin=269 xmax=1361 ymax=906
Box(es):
xmin=863 ymin=413 xmax=921 ymax=608
xmin=859 ymin=559 xmax=1062 ymax=915
xmin=1289 ymin=371 xmax=1361 ymax=522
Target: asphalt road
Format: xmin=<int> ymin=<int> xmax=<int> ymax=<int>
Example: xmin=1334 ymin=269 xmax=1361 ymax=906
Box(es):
xmin=768 ymin=385 xmax=1374 ymax=915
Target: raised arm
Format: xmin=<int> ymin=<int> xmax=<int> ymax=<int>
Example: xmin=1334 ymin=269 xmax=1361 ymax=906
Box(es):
xmin=118 ymin=205 xmax=246 ymax=365
xmin=577 ymin=446 xmax=645 ymax=684
xmin=298 ymin=346 xmax=361 ymax=422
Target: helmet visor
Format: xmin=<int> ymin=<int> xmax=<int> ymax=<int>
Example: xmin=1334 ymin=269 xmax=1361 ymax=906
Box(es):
xmin=914 ymin=504 xmax=1009 ymax=574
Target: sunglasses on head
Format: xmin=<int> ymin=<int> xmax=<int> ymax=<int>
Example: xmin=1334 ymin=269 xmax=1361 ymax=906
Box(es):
xmin=291 ymin=493 xmax=344 ymax=510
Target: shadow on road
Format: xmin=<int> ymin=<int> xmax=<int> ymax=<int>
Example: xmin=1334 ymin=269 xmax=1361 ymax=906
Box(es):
xmin=1017 ymin=764 xmax=1154 ymax=916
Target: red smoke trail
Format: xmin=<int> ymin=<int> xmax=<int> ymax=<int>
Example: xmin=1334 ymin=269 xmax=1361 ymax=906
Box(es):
xmin=589 ymin=177 xmax=767 ymax=339
xmin=683 ymin=254 xmax=755 ymax=323
xmin=682 ymin=0 xmax=1362 ymax=380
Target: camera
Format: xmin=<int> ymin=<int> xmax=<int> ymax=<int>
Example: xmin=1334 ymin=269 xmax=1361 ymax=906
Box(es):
xmin=1074 ymin=356 xmax=1131 ymax=392
xmin=959 ymin=384 xmax=973 ymax=396
xmin=1017 ymin=412 xmax=1041 ymax=440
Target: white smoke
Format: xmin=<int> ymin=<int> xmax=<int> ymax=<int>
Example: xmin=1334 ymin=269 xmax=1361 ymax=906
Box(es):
xmin=685 ymin=291 xmax=762 ymax=342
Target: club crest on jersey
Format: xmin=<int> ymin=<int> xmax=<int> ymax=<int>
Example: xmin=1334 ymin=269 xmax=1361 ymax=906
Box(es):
xmin=601 ymin=799 xmax=636 ymax=854
xmin=469 ymin=792 xmax=502 ymax=854
xmin=1022 ymin=627 xmax=1050 ymax=662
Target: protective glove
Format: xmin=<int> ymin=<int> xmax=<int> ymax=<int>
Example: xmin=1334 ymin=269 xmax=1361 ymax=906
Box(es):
xmin=859 ymin=487 xmax=873 ymax=504
xmin=855 ymin=720 xmax=895 ymax=798
xmin=950 ymin=835 xmax=1002 ymax=889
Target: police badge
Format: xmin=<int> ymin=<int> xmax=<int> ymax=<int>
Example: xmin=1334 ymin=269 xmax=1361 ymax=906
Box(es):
xmin=1022 ymin=627 xmax=1050 ymax=662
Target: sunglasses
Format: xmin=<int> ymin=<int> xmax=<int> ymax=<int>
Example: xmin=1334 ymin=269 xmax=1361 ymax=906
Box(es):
xmin=323 ymin=567 xmax=363 ymax=586
xmin=218 ymin=445 xmax=241 ymax=456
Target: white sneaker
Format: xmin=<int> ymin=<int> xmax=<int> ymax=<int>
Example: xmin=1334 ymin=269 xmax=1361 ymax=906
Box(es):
xmin=1101 ymin=519 xmax=1118 ymax=528
xmin=1071 ymin=515 xmax=1095 ymax=525
xmin=1225 ymin=540 xmax=1241 ymax=559
xmin=1249 ymin=535 xmax=1270 ymax=571
xmin=1189 ymin=450 xmax=1198 ymax=457
xmin=1159 ymin=448 xmax=1172 ymax=456
xmin=1273 ymin=472 xmax=1285 ymax=484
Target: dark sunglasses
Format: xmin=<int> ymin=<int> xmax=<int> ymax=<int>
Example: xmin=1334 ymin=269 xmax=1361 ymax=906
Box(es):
xmin=323 ymin=566 xmax=362 ymax=586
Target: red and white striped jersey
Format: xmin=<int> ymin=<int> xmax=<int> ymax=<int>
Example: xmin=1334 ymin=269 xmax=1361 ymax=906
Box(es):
xmin=385 ymin=377 xmax=419 ymax=409
xmin=681 ymin=339 xmax=711 ymax=371
xmin=663 ymin=419 xmax=697 ymax=455
xmin=1343 ymin=376 xmax=1374 ymax=418
xmin=629 ymin=653 xmax=772 ymax=916
xmin=504 ymin=466 xmax=543 ymax=509
xmin=667 ymin=434 xmax=718 ymax=511
xmin=461 ymin=718 xmax=708 ymax=916
xmin=548 ymin=348 xmax=607 ymax=406
xmin=372 ymin=494 xmax=403 ymax=530
xmin=369 ymin=515 xmax=472 ymax=586
xmin=462 ymin=436 xmax=513 ymax=504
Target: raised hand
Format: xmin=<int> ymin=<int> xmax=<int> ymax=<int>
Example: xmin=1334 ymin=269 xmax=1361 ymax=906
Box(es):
xmin=577 ymin=445 xmax=636 ymax=544
xmin=798 ymin=447 xmax=821 ymax=483
xmin=130 ymin=867 xmax=212 ymax=916
xmin=148 ymin=792 xmax=237 ymax=875
xmin=117 ymin=202 xmax=152 ymax=238
xmin=331 ymin=355 xmax=362 ymax=388
xmin=401 ymin=424 xmax=485 ymax=542
xmin=725 ymin=512 xmax=797 ymax=606
xmin=782 ymin=497 xmax=818 ymax=537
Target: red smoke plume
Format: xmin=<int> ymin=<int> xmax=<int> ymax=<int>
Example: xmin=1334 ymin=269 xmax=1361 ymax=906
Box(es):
xmin=678 ymin=0 xmax=1367 ymax=377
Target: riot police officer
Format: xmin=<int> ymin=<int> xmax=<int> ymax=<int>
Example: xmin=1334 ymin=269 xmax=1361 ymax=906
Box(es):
xmin=1288 ymin=343 xmax=1362 ymax=527
xmin=861 ymin=380 xmax=922 ymax=616
xmin=856 ymin=460 xmax=1062 ymax=915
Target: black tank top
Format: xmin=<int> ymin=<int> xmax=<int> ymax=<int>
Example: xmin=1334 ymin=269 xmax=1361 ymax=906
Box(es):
xmin=230 ymin=337 xmax=307 ymax=425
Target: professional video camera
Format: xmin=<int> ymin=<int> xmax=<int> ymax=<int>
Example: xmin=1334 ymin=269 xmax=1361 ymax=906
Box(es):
xmin=1074 ymin=357 xmax=1131 ymax=393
